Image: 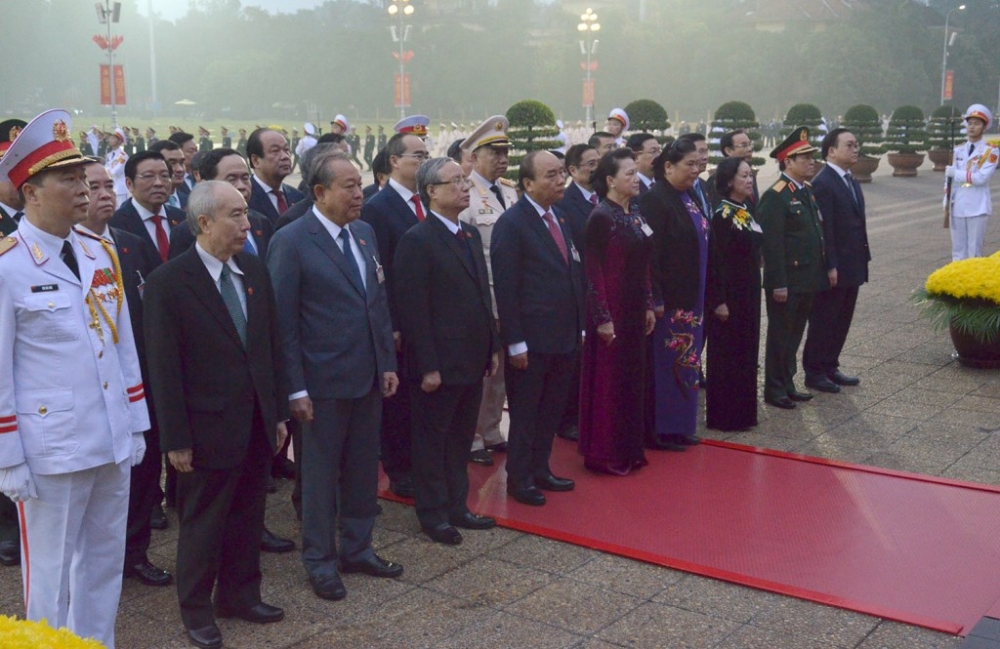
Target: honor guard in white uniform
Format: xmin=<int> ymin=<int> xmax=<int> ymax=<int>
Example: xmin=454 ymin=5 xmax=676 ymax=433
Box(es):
xmin=0 ymin=109 xmax=150 ymax=649
xmin=105 ymin=126 xmax=130 ymax=206
xmin=607 ymin=107 xmax=630 ymax=148
xmin=946 ymin=104 xmax=998 ymax=260
xmin=459 ymin=116 xmax=519 ymax=463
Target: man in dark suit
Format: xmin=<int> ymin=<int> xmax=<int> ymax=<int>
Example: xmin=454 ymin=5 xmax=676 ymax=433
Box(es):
xmin=707 ymin=129 xmax=760 ymax=210
xmin=360 ymin=132 xmax=430 ymax=499
xmin=491 ymin=150 xmax=585 ymax=507
xmin=168 ymin=131 xmax=198 ymax=203
xmin=627 ymin=132 xmax=661 ymax=196
xmin=78 ymin=160 xmax=173 ymax=588
xmin=555 ymin=144 xmax=599 ymax=273
xmin=149 ymin=139 xmax=188 ymax=209
xmin=267 ymin=150 xmax=403 ymax=602
xmin=394 ymin=158 xmax=499 ymax=545
xmin=247 ymin=128 xmax=303 ymax=225
xmin=145 ymin=181 xmax=288 ymax=649
xmin=110 ymin=150 xmax=187 ymax=264
xmin=803 ymin=128 xmax=869 ymax=393
xmin=759 ymin=127 xmax=827 ymax=410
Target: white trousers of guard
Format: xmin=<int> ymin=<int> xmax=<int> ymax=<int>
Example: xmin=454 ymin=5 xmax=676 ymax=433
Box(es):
xmin=19 ymin=460 xmax=129 ymax=649
xmin=950 ymin=213 xmax=989 ymax=261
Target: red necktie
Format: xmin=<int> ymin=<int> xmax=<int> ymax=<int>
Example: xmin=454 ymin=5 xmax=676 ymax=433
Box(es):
xmin=152 ymin=214 xmax=169 ymax=262
xmin=272 ymin=189 xmax=288 ymax=216
xmin=589 ymin=193 xmax=598 ymax=206
xmin=542 ymin=211 xmax=569 ymax=264
xmin=410 ymin=194 xmax=425 ymax=221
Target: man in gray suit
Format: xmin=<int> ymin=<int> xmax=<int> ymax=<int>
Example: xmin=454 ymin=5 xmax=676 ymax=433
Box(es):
xmin=267 ymin=150 xmax=403 ymax=602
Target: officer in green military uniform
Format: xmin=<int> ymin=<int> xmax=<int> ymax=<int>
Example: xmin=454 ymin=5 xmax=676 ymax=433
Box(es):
xmin=759 ymin=126 xmax=827 ymax=409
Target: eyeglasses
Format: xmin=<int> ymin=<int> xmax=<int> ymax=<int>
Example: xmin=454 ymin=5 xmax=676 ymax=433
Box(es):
xmin=135 ymin=172 xmax=171 ymax=183
xmin=400 ymin=152 xmax=430 ymax=161
xmin=430 ymin=176 xmax=472 ymax=189
xmin=733 ymin=142 xmax=754 ymax=150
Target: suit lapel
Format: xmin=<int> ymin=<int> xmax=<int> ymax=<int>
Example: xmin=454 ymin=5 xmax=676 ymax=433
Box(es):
xmin=235 ymin=254 xmax=261 ymax=346
xmin=307 ymin=213 xmax=366 ymax=298
xmin=384 ymin=185 xmax=419 ymax=227
xmin=523 ymin=200 xmax=566 ymax=264
xmin=431 ymin=216 xmax=478 ymax=283
xmin=350 ymin=221 xmax=377 ymax=301
xmin=181 ymin=248 xmax=245 ymax=350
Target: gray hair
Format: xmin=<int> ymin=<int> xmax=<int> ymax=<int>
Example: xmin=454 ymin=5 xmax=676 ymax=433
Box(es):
xmin=311 ymin=150 xmax=352 ymax=191
xmin=300 ymin=142 xmax=339 ymax=188
xmin=416 ymin=157 xmax=454 ymax=207
xmin=186 ymin=180 xmax=230 ymax=235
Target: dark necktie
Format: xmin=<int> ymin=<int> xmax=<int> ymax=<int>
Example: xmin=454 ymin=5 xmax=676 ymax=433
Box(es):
xmin=588 ymin=193 xmax=598 ymax=206
xmin=969 ymin=143 xmax=975 ymax=157
xmin=61 ymin=240 xmax=80 ymax=280
xmin=272 ymin=189 xmax=288 ymax=216
xmin=219 ymin=264 xmax=247 ymax=346
xmin=490 ymin=184 xmax=506 ymax=210
xmin=338 ymin=228 xmax=365 ymax=293
xmin=13 ymin=211 xmax=23 ymax=223
xmin=844 ymin=172 xmax=858 ymax=203
xmin=410 ymin=194 xmax=425 ymax=221
xmin=151 ymin=214 xmax=169 ymax=262
xmin=542 ymin=211 xmax=569 ymax=264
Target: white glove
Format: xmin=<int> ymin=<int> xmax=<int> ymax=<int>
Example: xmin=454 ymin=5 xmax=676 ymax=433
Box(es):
xmin=131 ymin=432 xmax=147 ymax=467
xmin=945 ymin=165 xmax=956 ymax=179
xmin=0 ymin=463 xmax=37 ymax=502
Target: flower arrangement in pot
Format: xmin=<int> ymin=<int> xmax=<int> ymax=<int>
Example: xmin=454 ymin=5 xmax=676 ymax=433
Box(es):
xmin=913 ymin=251 xmax=1000 ymax=368
xmin=0 ymin=615 xmax=106 ymax=649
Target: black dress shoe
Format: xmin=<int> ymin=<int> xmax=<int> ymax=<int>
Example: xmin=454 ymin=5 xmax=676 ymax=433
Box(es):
xmin=647 ymin=437 xmax=686 ymax=451
xmin=534 ymin=475 xmax=575 ymax=492
xmin=765 ymin=396 xmax=797 ymax=409
xmin=469 ymin=449 xmax=494 ymax=466
xmin=787 ymin=389 xmax=814 ymax=402
xmin=217 ymin=602 xmax=284 ymax=624
xmin=556 ymin=426 xmax=579 ymax=441
xmin=149 ymin=505 xmax=168 ymax=530
xmin=261 ymin=528 xmax=295 ymax=553
xmin=507 ymin=485 xmax=546 ymax=505
xmin=828 ymin=370 xmax=860 ymax=386
xmin=186 ymin=624 xmax=222 ymax=649
xmin=484 ymin=441 xmax=508 ymax=453
xmin=125 ymin=560 xmax=173 ymax=586
xmin=265 ymin=474 xmax=277 ymax=494
xmin=450 ymin=512 xmax=496 ymax=530
xmin=0 ymin=539 xmax=20 ymax=566
xmin=678 ymin=435 xmax=702 ymax=446
xmin=271 ymin=457 xmax=296 ymax=480
xmin=310 ymin=574 xmax=347 ymax=601
xmin=389 ymin=476 xmax=415 ymax=499
xmin=423 ymin=523 xmax=463 ymax=545
xmin=805 ymin=376 xmax=840 ymax=393
xmin=341 ymin=553 xmax=403 ymax=578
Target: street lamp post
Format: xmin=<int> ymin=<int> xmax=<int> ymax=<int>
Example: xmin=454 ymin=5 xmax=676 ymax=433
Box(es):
xmin=388 ymin=0 xmax=414 ymax=120
xmin=940 ymin=4 xmax=966 ymax=106
xmin=577 ymin=8 xmax=600 ymax=127
xmin=95 ymin=0 xmax=122 ymax=128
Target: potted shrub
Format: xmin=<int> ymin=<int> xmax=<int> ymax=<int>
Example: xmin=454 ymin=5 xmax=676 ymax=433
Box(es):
xmin=709 ymin=100 xmax=764 ymax=168
xmin=884 ymin=105 xmax=927 ymax=177
xmin=927 ymin=105 xmax=963 ymax=172
xmin=624 ymin=98 xmax=670 ymax=142
xmin=913 ymin=252 xmax=1000 ymax=368
xmin=505 ymin=99 xmax=562 ymax=180
xmin=841 ymin=104 xmax=883 ymax=183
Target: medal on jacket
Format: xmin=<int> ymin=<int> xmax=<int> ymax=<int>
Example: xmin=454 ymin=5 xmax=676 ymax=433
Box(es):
xmin=85 ymin=239 xmax=125 ymax=345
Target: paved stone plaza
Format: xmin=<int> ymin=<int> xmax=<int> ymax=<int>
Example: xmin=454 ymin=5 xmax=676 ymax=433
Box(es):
xmin=2 ymin=159 xmax=997 ymax=648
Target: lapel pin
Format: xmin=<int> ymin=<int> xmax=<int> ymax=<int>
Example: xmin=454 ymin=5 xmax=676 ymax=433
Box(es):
xmin=247 ymin=286 xmax=254 ymax=296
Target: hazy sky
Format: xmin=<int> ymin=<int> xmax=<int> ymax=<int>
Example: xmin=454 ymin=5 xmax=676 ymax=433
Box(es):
xmin=139 ymin=0 xmax=331 ymax=22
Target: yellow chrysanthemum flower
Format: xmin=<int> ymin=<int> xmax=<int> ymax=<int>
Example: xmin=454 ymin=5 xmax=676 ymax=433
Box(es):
xmin=926 ymin=256 xmax=1000 ymax=304
xmin=0 ymin=616 xmax=106 ymax=649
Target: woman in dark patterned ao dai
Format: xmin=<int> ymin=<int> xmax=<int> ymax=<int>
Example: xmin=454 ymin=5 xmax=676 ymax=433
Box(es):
xmin=705 ymin=157 xmax=763 ymax=431
xmin=578 ymin=148 xmax=656 ymax=475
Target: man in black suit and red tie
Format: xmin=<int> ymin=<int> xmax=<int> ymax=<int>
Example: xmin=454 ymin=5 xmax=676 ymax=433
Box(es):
xmin=556 ymin=143 xmax=600 ymax=267
xmin=109 ymin=150 xmax=187 ymax=264
xmin=246 ymin=128 xmax=304 ymax=225
xmin=491 ymin=150 xmax=585 ymax=506
xmin=393 ymin=157 xmax=499 ymax=545
xmin=144 ymin=181 xmax=289 ymax=649
xmin=360 ymin=132 xmax=431 ymax=500
xmin=803 ymin=128 xmax=869 ymax=394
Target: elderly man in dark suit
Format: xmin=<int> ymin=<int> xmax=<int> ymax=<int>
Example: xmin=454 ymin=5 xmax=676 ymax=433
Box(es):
xmin=247 ymin=128 xmax=304 ymax=225
xmin=394 ymin=158 xmax=499 ymax=545
xmin=267 ymin=150 xmax=403 ymax=603
xmin=627 ymin=132 xmax=661 ymax=196
xmin=491 ymin=150 xmax=585 ymax=507
xmin=803 ymin=128 xmax=869 ymax=393
xmin=360 ymin=132 xmax=430 ymax=499
xmin=144 ymin=181 xmax=289 ymax=649
xmin=78 ymin=160 xmax=172 ymax=588
xmin=109 ymin=150 xmax=186 ymax=263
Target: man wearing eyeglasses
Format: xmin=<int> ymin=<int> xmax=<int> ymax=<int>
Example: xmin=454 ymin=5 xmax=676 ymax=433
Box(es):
xmin=360 ymin=132 xmax=430 ymax=500
xmin=627 ymin=132 xmax=661 ymax=196
xmin=110 ymin=150 xmax=187 ymax=264
xmin=393 ymin=157 xmax=499 ymax=545
xmin=707 ymin=129 xmax=759 ymax=208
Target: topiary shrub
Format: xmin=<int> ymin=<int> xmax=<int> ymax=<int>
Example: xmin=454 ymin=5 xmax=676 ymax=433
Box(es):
xmin=710 ymin=100 xmax=764 ymax=167
xmin=505 ymin=99 xmax=562 ymax=177
xmin=842 ymin=104 xmax=884 ymax=158
xmin=624 ymin=99 xmax=670 ymax=134
xmin=782 ymin=103 xmax=825 ymax=153
xmin=927 ymin=105 xmax=963 ymax=151
xmin=884 ymin=105 xmax=928 ymax=154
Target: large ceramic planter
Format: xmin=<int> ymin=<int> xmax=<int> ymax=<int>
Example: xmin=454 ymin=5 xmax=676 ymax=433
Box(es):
xmin=887 ymin=152 xmax=925 ymax=177
xmin=928 ymin=148 xmax=951 ymax=172
xmin=851 ymin=156 xmax=880 ymax=183
xmin=950 ymin=322 xmax=1000 ymax=369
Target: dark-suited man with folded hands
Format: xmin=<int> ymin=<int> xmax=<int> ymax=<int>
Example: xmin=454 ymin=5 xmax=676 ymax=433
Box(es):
xmin=144 ymin=181 xmax=289 ymax=649
xmin=267 ymin=150 xmax=403 ymax=603
xmin=491 ymin=150 xmax=585 ymax=506
xmin=394 ymin=158 xmax=500 ymax=545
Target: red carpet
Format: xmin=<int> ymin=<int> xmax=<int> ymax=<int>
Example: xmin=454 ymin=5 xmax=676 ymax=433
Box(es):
xmin=380 ymin=438 xmax=1000 ymax=636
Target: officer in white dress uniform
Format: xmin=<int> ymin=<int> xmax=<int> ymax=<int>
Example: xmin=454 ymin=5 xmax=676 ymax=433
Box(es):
xmin=607 ymin=107 xmax=630 ymax=148
xmin=0 ymin=109 xmax=150 ymax=649
xmin=946 ymin=104 xmax=998 ymax=261
xmin=105 ymin=126 xmax=130 ymax=205
xmin=459 ymin=117 xmax=519 ymax=463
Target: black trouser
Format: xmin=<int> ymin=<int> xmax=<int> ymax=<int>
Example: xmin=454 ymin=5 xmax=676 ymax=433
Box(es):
xmin=803 ymin=285 xmax=859 ymax=380
xmin=380 ymin=350 xmax=412 ymax=483
xmin=0 ymin=493 xmax=17 ymax=544
xmin=124 ymin=422 xmax=163 ymax=566
xmin=764 ymin=291 xmax=814 ymax=402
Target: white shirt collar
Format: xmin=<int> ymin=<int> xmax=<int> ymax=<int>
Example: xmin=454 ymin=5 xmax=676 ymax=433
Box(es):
xmin=574 ymin=182 xmax=596 ymax=202
xmin=388 ymin=177 xmax=415 ymax=202
xmin=311 ymin=205 xmax=348 ymax=241
xmin=194 ymin=241 xmax=243 ymax=283
xmin=17 ymin=216 xmax=72 ymax=259
xmin=253 ymin=174 xmax=279 ymax=195
xmin=76 ymin=223 xmax=113 ymax=245
xmin=637 ymin=172 xmax=654 ymax=188
xmin=132 ymin=198 xmax=166 ymax=222
xmin=825 ymin=161 xmax=850 ymax=180
xmin=431 ymin=210 xmax=460 ymax=234
xmin=523 ymin=194 xmax=550 ymax=217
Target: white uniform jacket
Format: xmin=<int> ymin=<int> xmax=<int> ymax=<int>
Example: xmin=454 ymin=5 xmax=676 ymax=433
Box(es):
xmin=459 ymin=170 xmax=519 ymax=316
xmin=949 ymin=139 xmax=998 ymax=218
